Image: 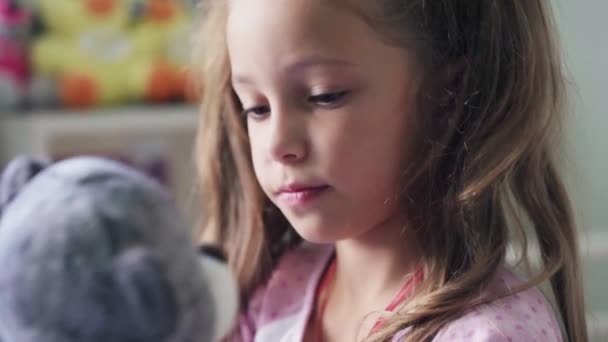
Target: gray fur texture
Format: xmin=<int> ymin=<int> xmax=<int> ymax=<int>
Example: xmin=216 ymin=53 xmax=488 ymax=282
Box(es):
xmin=0 ymin=156 xmax=223 ymax=342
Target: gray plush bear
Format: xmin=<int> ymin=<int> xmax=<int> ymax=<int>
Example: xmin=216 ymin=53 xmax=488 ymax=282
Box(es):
xmin=0 ymin=156 xmax=237 ymax=342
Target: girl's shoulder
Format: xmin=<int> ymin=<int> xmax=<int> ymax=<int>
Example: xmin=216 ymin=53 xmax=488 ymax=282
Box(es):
xmin=232 ymin=242 xmax=334 ymax=341
xmin=421 ymin=269 xmax=563 ymax=342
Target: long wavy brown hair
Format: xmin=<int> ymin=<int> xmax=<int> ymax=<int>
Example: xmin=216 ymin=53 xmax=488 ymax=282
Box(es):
xmin=192 ymin=1 xmax=587 ymax=341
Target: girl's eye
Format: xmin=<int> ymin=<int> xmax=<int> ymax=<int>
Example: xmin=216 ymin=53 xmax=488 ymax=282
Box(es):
xmin=308 ymin=91 xmax=349 ymax=107
xmin=242 ymin=105 xmax=270 ymax=119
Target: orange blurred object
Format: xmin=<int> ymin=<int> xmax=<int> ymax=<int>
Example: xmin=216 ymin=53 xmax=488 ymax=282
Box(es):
xmin=86 ymin=0 xmax=116 ymax=16
xmin=169 ymin=68 xmax=203 ymax=103
xmin=180 ymin=70 xmax=203 ymax=103
xmin=172 ymin=68 xmax=188 ymax=98
xmin=60 ymin=73 xmax=99 ymax=109
xmin=146 ymin=64 xmax=202 ymax=103
xmin=147 ymin=0 xmax=176 ymax=22
xmin=146 ymin=62 xmax=178 ymax=102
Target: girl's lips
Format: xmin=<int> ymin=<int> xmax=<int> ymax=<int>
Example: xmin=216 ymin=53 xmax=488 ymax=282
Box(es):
xmin=275 ymin=184 xmax=330 ymax=208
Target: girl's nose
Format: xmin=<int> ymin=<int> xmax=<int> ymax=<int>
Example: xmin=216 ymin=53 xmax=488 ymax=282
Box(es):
xmin=267 ymin=108 xmax=308 ymax=164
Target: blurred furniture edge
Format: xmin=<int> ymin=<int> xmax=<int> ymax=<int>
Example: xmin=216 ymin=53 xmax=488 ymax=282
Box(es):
xmin=0 ymin=105 xmax=200 ymax=225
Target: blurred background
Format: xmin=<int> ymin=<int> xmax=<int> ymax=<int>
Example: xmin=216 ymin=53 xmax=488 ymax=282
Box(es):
xmin=0 ymin=0 xmax=605 ymax=340
xmin=555 ymin=0 xmax=608 ymax=340
xmin=0 ymin=0 xmax=201 ymax=223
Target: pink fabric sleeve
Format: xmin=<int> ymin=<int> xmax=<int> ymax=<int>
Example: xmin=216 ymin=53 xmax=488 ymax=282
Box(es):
xmin=432 ymin=288 xmax=562 ymax=341
xmin=434 ymin=326 xmax=518 ymax=341
xmin=432 ymin=307 xmax=562 ymax=342
xmin=393 ymin=271 xmax=562 ymax=342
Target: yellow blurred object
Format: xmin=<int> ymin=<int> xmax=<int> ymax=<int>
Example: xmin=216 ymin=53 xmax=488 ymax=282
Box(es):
xmin=32 ymin=36 xmax=75 ymax=75
xmin=131 ymin=0 xmax=191 ymax=64
xmin=129 ymin=0 xmax=195 ymax=103
xmin=37 ymin=0 xmax=129 ymax=37
xmin=31 ymin=0 xmax=194 ymax=109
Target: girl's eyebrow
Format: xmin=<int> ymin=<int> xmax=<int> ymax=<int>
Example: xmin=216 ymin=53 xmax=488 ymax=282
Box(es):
xmin=231 ymin=56 xmax=355 ymax=86
xmin=285 ymin=56 xmax=355 ymax=73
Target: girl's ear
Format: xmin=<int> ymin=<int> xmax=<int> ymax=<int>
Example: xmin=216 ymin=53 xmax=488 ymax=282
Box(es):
xmin=0 ymin=156 xmax=51 ymax=216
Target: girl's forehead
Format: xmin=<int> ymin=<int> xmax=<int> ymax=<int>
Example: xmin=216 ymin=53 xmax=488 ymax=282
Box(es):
xmin=226 ymin=0 xmax=380 ymax=65
xmin=228 ymin=0 xmax=336 ymax=14
xmin=229 ymin=0 xmax=332 ymax=30
xmin=226 ymin=0 xmax=368 ymax=37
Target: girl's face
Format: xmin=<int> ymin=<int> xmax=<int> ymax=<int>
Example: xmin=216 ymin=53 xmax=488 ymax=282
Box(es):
xmin=227 ymin=0 xmax=423 ymax=243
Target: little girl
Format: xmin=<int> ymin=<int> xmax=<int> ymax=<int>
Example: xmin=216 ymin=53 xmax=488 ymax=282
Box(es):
xmin=194 ymin=0 xmax=587 ymax=341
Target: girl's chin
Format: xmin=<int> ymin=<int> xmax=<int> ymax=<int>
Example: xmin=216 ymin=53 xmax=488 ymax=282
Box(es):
xmin=290 ymin=223 xmax=344 ymax=244
xmin=298 ymin=234 xmax=336 ymax=244
xmin=281 ymin=209 xmax=368 ymax=243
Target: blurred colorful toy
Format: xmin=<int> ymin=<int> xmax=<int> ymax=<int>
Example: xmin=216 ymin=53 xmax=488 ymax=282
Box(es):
xmin=0 ymin=0 xmax=31 ymax=111
xmin=32 ymin=0 xmax=133 ymax=108
xmin=30 ymin=0 xmax=196 ymax=109
xmin=128 ymin=0 xmax=196 ymax=103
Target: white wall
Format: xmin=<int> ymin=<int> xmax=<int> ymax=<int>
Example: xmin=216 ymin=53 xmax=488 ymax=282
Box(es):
xmin=553 ymin=1 xmax=608 ymax=340
xmin=554 ymin=0 xmax=608 ymax=235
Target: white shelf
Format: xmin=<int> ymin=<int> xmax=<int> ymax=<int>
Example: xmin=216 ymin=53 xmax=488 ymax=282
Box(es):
xmin=2 ymin=104 xmax=198 ymax=135
xmin=0 ymin=104 xmax=199 ymax=162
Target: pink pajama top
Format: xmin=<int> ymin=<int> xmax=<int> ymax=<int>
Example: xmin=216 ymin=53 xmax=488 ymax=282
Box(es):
xmin=228 ymin=243 xmax=563 ymax=341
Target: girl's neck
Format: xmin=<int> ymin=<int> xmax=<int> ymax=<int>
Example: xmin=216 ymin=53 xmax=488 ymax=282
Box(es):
xmin=331 ymin=213 xmax=421 ymax=311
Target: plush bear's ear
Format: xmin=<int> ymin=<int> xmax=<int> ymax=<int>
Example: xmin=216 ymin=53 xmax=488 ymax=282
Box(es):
xmin=0 ymin=156 xmax=50 ymax=216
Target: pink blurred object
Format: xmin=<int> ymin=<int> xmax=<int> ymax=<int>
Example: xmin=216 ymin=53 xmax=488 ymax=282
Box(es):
xmin=0 ymin=0 xmax=31 ymax=109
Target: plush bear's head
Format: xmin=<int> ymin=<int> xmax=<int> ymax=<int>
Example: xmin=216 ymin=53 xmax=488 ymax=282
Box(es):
xmin=0 ymin=156 xmax=237 ymax=342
